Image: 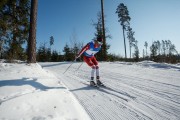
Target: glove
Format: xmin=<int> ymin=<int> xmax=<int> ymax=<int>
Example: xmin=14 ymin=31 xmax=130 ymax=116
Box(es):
xmin=76 ymin=54 xmax=81 ymax=59
xmin=74 ymin=55 xmax=79 ymax=61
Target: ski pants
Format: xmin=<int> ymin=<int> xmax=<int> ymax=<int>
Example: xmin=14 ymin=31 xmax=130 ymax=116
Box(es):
xmin=83 ymin=56 xmax=100 ymax=79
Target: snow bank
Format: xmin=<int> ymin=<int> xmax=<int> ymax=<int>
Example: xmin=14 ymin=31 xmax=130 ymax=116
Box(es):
xmin=0 ymin=63 xmax=91 ymax=120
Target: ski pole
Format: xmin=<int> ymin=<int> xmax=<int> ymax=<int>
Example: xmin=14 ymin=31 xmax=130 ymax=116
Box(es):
xmin=76 ymin=62 xmax=83 ymax=71
xmin=63 ymin=59 xmax=76 ymax=74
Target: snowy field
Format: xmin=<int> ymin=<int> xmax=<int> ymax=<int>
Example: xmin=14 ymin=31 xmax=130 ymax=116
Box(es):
xmin=0 ymin=61 xmax=180 ymax=120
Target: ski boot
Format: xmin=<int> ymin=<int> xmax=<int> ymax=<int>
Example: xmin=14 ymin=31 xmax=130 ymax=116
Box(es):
xmin=96 ymin=76 xmax=104 ymax=86
xmin=90 ymin=81 xmax=96 ymax=86
xmin=90 ymin=77 xmax=97 ymax=86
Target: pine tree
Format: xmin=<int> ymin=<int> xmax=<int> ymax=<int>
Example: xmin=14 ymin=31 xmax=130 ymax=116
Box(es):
xmin=133 ymin=40 xmax=139 ymax=62
xmin=36 ymin=43 xmax=51 ymax=62
xmin=0 ymin=0 xmax=30 ymax=61
xmin=28 ymin=0 xmax=38 ymax=63
xmin=144 ymin=41 xmax=148 ymax=57
xmin=127 ymin=26 xmax=135 ymax=58
xmin=49 ymin=36 xmax=54 ymax=52
xmin=116 ymin=3 xmax=131 ymax=58
xmin=93 ymin=12 xmax=110 ymax=61
xmin=100 ymin=0 xmax=107 ymax=61
xmin=51 ymin=50 xmax=59 ymax=62
xmin=162 ymin=40 xmax=166 ymax=56
xmin=37 ymin=43 xmax=46 ymax=62
xmin=63 ymin=44 xmax=73 ymax=61
xmin=150 ymin=41 xmax=158 ymax=61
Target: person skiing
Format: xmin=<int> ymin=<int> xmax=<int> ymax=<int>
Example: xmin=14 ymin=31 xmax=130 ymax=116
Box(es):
xmin=76 ymin=36 xmax=103 ymax=86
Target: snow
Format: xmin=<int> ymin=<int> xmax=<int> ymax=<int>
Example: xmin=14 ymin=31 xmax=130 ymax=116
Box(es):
xmin=0 ymin=62 xmax=91 ymax=120
xmin=0 ymin=61 xmax=180 ymax=120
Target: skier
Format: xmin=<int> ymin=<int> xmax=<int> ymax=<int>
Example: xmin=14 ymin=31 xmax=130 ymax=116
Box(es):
xmin=76 ymin=36 xmax=104 ymax=86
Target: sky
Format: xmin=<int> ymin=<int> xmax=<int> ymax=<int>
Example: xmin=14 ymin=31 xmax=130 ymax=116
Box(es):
xmin=37 ymin=0 xmax=180 ymax=57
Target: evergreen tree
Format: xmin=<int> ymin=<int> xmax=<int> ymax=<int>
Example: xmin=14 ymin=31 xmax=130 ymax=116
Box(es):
xmin=100 ymin=0 xmax=107 ymax=61
xmin=165 ymin=40 xmax=177 ymax=56
xmin=93 ymin=12 xmax=110 ymax=61
xmin=72 ymin=43 xmax=79 ymax=58
xmin=0 ymin=0 xmax=30 ymax=61
xmin=133 ymin=40 xmax=139 ymax=62
xmin=161 ymin=40 xmax=166 ymax=56
xmin=46 ymin=47 xmax=51 ymax=62
xmin=51 ymin=50 xmax=59 ymax=62
xmin=49 ymin=36 xmax=54 ymax=52
xmin=50 ymin=36 xmax=54 ymax=46
xmin=116 ymin=3 xmax=131 ymax=58
xmin=0 ymin=40 xmax=3 ymax=59
xmin=127 ymin=26 xmax=135 ymax=58
xmin=144 ymin=41 xmax=148 ymax=57
xmin=156 ymin=40 xmax=161 ymax=55
xmin=149 ymin=40 xmax=177 ymax=63
xmin=143 ymin=49 xmax=145 ymax=58
xmin=63 ymin=44 xmax=73 ymax=61
xmin=36 ymin=43 xmax=51 ymax=62
xmin=37 ymin=43 xmax=46 ymax=62
xmin=150 ymin=41 xmax=158 ymax=61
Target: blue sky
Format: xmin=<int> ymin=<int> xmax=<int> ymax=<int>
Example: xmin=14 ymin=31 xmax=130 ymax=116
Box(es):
xmin=37 ymin=0 xmax=180 ymax=57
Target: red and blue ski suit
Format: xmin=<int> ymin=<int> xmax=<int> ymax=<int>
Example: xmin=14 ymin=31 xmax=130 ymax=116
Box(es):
xmin=77 ymin=41 xmax=101 ymax=67
xmin=77 ymin=41 xmax=101 ymax=80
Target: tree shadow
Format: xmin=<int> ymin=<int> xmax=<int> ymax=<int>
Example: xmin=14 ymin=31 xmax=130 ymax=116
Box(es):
xmin=0 ymin=77 xmax=66 ymax=90
xmin=138 ymin=62 xmax=180 ymax=71
xmin=40 ymin=62 xmax=71 ymax=68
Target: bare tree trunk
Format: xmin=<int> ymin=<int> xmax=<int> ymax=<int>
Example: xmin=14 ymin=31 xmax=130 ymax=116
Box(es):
xmin=130 ymin=46 xmax=131 ymax=58
xmin=123 ymin=25 xmax=127 ymax=58
xmin=101 ymin=0 xmax=107 ymax=61
xmin=28 ymin=0 xmax=38 ymax=63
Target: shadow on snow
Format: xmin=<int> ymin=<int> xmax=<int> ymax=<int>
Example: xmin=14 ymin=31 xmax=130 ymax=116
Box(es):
xmin=0 ymin=77 xmax=65 ymax=90
xmin=70 ymin=83 xmax=136 ymax=102
xmin=39 ymin=62 xmax=73 ymax=68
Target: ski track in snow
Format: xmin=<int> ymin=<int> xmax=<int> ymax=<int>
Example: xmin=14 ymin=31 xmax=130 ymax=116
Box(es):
xmin=0 ymin=89 xmax=39 ymax=104
xmin=40 ymin=62 xmax=180 ymax=120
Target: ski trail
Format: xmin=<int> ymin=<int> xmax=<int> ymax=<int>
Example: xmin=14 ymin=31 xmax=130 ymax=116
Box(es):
xmin=71 ymin=75 xmax=133 ymax=102
xmin=40 ymin=62 xmax=180 ymax=120
xmin=62 ymin=74 xmax=150 ymax=120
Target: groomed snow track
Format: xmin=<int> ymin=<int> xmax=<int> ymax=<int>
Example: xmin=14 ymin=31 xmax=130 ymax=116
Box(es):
xmin=40 ymin=62 xmax=180 ymax=120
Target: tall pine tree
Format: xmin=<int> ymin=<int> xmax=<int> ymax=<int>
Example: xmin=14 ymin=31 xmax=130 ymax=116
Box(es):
xmin=116 ymin=3 xmax=131 ymax=58
xmin=0 ymin=0 xmax=30 ymax=61
xmin=28 ymin=0 xmax=38 ymax=63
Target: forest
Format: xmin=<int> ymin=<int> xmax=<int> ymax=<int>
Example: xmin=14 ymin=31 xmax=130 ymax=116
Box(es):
xmin=0 ymin=0 xmax=179 ymax=63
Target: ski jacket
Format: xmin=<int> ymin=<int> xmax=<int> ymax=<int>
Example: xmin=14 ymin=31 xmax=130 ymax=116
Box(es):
xmin=77 ymin=41 xmax=101 ymax=58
